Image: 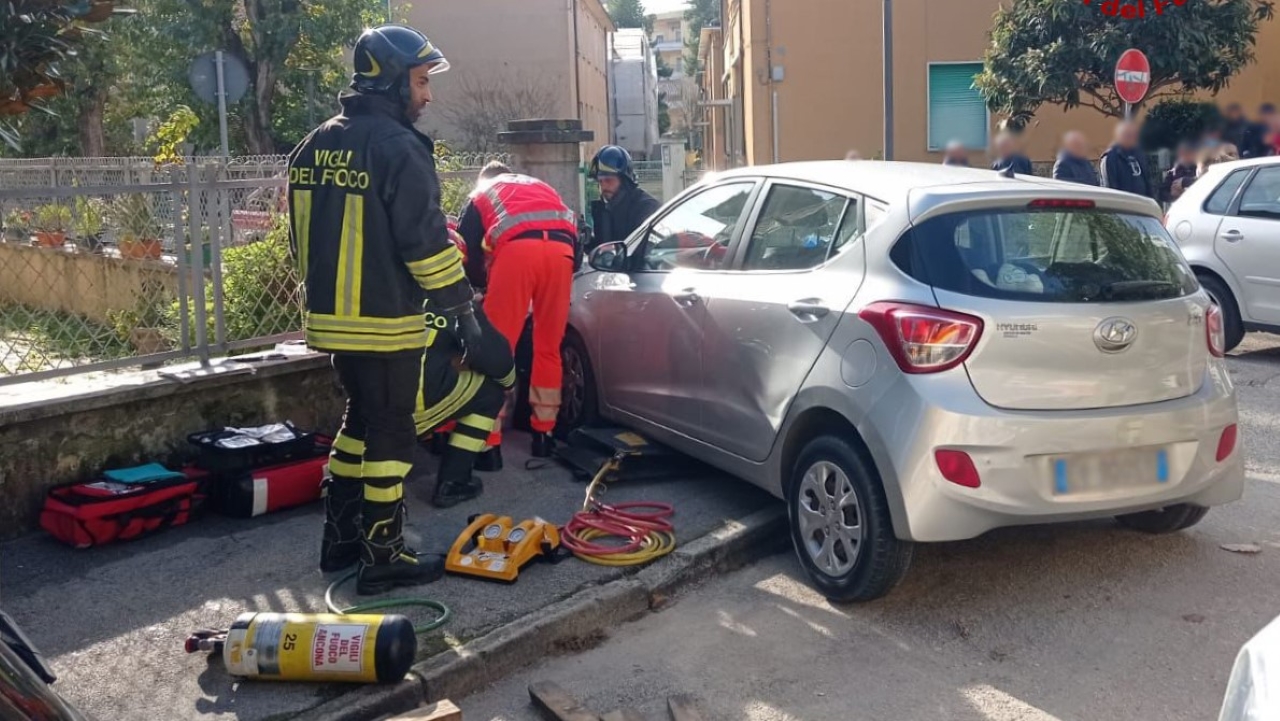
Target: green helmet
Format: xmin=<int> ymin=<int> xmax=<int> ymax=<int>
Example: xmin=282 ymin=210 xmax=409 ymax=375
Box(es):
xmin=351 ymin=25 xmax=449 ymax=96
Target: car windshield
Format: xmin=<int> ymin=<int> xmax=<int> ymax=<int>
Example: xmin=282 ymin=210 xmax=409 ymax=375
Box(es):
xmin=893 ymin=209 xmax=1199 ymax=302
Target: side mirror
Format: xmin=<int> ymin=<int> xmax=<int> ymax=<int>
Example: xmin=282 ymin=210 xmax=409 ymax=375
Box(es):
xmin=588 ymin=241 xmax=628 ymax=273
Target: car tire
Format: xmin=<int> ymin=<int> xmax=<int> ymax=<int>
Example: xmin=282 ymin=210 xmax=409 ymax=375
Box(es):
xmin=787 ymin=436 xmax=913 ymax=603
xmin=1115 ymin=504 xmax=1209 ymax=534
xmin=557 ymin=330 xmax=599 ymax=438
xmin=1198 ymin=274 xmax=1244 ymax=352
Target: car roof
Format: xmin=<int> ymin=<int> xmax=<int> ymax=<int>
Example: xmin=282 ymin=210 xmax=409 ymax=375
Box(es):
xmin=708 ymin=160 xmax=1162 ymax=217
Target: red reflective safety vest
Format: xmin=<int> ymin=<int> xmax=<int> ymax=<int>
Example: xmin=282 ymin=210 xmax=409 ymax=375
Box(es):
xmin=470 ymin=174 xmax=577 ymax=255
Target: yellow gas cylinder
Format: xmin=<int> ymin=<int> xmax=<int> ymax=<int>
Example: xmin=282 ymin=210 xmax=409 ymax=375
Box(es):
xmin=221 ymin=612 xmax=416 ymax=684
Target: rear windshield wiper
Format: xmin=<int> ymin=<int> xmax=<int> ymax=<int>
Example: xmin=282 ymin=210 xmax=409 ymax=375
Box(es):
xmin=1100 ymin=280 xmax=1181 ymax=300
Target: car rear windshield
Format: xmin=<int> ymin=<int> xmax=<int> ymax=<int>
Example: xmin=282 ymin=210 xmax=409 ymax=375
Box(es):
xmin=890 ymin=209 xmax=1199 ymax=302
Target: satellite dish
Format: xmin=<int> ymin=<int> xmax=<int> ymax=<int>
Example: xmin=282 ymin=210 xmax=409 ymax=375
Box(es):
xmin=188 ymin=51 xmax=250 ymax=105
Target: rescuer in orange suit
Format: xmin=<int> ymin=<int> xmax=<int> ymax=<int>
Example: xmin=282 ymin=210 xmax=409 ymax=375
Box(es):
xmin=456 ymin=161 xmax=577 ymax=458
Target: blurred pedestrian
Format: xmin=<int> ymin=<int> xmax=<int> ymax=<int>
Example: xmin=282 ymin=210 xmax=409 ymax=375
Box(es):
xmin=1222 ymin=103 xmax=1252 ymax=153
xmin=1052 ymin=131 xmax=1099 ymax=186
xmin=991 ymin=132 xmax=1033 ymax=175
xmin=1160 ymin=140 xmax=1199 ymax=205
xmin=1198 ymin=146 xmax=1238 ymax=177
xmin=845 ymin=149 xmax=862 ymax=161
xmin=1100 ymin=121 xmax=1156 ymax=200
xmin=942 ymin=141 xmax=970 ymax=167
xmin=1261 ymin=103 xmax=1280 ymax=156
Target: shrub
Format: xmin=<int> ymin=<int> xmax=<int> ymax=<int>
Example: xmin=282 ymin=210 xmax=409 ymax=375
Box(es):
xmin=1141 ymin=99 xmax=1222 ymax=151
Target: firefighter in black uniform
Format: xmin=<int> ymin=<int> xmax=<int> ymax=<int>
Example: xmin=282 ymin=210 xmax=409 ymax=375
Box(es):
xmin=414 ymin=237 xmax=515 ymax=508
xmin=586 ymin=145 xmax=660 ymax=251
xmin=288 ymin=24 xmax=482 ymax=595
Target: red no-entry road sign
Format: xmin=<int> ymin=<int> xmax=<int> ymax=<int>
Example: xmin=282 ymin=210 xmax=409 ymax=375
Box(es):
xmin=1115 ymin=49 xmax=1151 ymax=106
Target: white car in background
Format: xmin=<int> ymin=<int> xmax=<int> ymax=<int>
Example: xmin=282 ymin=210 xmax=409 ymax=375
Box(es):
xmin=1165 ymin=156 xmax=1280 ymax=351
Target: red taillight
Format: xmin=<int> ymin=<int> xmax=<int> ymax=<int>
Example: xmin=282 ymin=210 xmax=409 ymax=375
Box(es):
xmin=935 ymin=450 xmax=981 ymax=488
xmin=1217 ymin=424 xmax=1238 ymax=462
xmin=1028 ymin=198 xmax=1095 ymax=209
xmin=1206 ymin=303 xmax=1225 ymax=358
xmin=859 ymin=302 xmax=983 ymax=373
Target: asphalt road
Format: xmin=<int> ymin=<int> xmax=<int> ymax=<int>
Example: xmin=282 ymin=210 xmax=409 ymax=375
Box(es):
xmin=461 ymin=334 xmax=1280 ymax=721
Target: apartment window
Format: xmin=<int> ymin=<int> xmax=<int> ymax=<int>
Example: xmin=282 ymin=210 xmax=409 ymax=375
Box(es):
xmin=927 ymin=62 xmax=988 ymax=152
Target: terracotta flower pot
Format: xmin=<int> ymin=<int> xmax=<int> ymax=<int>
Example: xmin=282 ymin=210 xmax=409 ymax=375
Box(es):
xmin=129 ymin=327 xmax=169 ymax=355
xmin=34 ymin=231 xmax=66 ymax=248
xmin=119 ymin=237 xmax=163 ymax=260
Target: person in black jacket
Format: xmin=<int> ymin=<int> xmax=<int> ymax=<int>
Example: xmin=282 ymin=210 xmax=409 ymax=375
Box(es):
xmin=990 ymin=132 xmax=1034 ymax=175
xmin=1160 ymin=141 xmax=1200 ymax=205
xmin=288 ymin=25 xmax=482 ymax=595
xmin=414 ymin=296 xmax=514 ymax=509
xmin=1099 ymin=121 xmax=1157 ymax=200
xmin=1052 ymin=131 xmax=1099 ymax=186
xmin=587 ymin=145 xmax=660 ymax=250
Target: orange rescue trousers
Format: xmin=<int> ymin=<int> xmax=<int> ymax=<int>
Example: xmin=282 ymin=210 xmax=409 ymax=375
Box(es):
xmin=484 ymin=237 xmax=574 ymax=441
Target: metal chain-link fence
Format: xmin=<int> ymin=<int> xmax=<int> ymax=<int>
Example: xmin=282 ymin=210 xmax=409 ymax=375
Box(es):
xmin=0 ymin=153 xmax=504 ymax=386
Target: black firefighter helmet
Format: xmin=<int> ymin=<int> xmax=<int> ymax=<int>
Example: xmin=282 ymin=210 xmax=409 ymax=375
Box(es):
xmin=351 ymin=24 xmax=449 ymax=96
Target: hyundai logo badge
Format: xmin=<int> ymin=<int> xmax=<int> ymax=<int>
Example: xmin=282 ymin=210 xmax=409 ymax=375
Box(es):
xmin=1094 ymin=317 xmax=1138 ymax=353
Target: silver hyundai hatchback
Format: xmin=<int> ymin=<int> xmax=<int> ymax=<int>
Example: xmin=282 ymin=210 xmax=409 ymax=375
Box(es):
xmin=561 ymin=161 xmax=1242 ymax=601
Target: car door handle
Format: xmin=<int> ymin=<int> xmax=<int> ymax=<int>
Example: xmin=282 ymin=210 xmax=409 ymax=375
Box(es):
xmin=1221 ymin=229 xmax=1244 ymax=243
xmin=788 ymin=299 xmax=829 ymax=321
xmin=673 ymin=288 xmax=701 ymax=307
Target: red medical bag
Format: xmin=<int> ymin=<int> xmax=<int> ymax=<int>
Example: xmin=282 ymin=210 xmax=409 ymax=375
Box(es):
xmin=213 ymin=454 xmax=330 ymax=518
xmin=39 ymin=475 xmax=201 ymax=548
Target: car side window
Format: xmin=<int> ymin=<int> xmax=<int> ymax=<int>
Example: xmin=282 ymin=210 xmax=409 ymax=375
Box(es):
xmin=743 ymin=185 xmax=851 ymax=271
xmin=1236 ymin=167 xmax=1280 ymax=221
xmin=640 ymin=182 xmax=755 ymax=271
xmin=1205 ymin=169 xmax=1250 ymax=215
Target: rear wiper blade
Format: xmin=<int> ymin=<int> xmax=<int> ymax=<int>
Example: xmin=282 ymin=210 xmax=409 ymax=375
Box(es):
xmin=1101 ymin=280 xmax=1180 ymax=299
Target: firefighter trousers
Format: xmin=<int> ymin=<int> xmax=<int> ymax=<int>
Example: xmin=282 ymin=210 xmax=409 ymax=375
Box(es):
xmin=484 ymin=239 xmax=574 ymax=438
xmin=327 ymin=352 xmax=421 ymax=562
xmin=414 ymin=369 xmax=506 ymax=456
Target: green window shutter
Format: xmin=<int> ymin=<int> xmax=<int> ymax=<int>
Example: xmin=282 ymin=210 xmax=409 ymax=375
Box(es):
xmin=928 ymin=63 xmax=987 ymax=152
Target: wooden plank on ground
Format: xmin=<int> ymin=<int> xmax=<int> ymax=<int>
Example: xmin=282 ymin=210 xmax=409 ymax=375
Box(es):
xmin=601 ymin=710 xmax=648 ymax=721
xmin=667 ymin=695 xmax=703 ymax=721
xmin=386 ymin=699 xmax=463 ymax=721
xmin=529 ymin=681 xmax=601 ymax=721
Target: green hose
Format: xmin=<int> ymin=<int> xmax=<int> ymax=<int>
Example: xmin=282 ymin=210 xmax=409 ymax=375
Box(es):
xmin=324 ymin=571 xmax=452 ymax=635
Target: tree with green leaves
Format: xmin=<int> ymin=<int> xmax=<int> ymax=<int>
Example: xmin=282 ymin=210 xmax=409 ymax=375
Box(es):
xmin=976 ymin=0 xmax=1275 ymax=125
xmin=682 ymin=0 xmax=718 ymax=76
xmin=128 ymin=0 xmax=383 ymax=154
xmin=0 ymin=0 xmax=120 ymax=151
xmin=606 ymin=0 xmax=647 ymax=29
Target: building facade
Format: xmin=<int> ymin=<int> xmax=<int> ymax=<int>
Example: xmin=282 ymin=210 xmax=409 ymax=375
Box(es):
xmin=610 ymin=29 xmax=660 ymax=158
xmin=701 ymin=0 xmax=1280 ymax=168
xmin=402 ymin=0 xmax=614 ymax=152
xmin=652 ymin=9 xmax=698 ymax=137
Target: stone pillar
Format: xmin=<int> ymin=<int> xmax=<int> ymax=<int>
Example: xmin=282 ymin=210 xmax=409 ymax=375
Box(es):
xmin=497 ymin=119 xmax=596 ymax=216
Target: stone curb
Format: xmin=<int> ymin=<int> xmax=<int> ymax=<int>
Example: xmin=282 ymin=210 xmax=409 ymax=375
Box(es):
xmin=306 ymin=504 xmax=787 ymax=721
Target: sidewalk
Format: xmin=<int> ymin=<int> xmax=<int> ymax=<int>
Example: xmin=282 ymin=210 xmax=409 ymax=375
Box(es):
xmin=0 ymin=432 xmax=777 ymax=721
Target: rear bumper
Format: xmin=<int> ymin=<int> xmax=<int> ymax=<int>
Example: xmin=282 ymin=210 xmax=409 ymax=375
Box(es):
xmin=875 ymin=363 xmax=1242 ymax=542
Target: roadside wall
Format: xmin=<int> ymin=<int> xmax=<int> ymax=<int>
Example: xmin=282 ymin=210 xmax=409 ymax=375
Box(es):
xmin=0 ymin=357 xmax=343 ymax=540
xmin=0 ymin=243 xmax=179 ymax=324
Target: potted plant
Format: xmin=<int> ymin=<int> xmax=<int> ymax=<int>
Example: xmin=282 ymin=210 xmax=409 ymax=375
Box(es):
xmin=71 ymin=197 xmax=106 ymax=253
xmin=108 ymin=279 xmax=171 ymax=356
xmin=2 ymin=208 xmax=31 ymax=243
xmin=109 ymin=194 xmax=163 ymax=260
xmin=32 ymin=204 xmax=71 ymax=248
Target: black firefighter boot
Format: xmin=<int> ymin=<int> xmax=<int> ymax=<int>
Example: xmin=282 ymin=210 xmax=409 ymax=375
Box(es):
xmin=531 ymin=432 xmax=555 ymax=459
xmin=319 ymin=473 xmax=363 ymax=573
xmin=473 ymin=446 xmax=503 ymax=473
xmin=432 ymin=444 xmax=485 ymax=509
xmin=357 ymin=497 xmax=444 ymax=595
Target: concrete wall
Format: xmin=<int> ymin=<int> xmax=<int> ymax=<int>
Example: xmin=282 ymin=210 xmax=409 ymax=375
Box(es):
xmin=0 ymin=243 xmax=178 ymax=325
xmin=720 ymin=0 xmax=1280 ymax=164
xmin=0 ymin=357 xmax=344 ymax=540
xmin=406 ymin=0 xmax=612 ymax=152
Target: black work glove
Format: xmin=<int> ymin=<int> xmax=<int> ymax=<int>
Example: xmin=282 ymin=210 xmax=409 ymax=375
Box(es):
xmin=453 ymin=305 xmax=484 ymax=354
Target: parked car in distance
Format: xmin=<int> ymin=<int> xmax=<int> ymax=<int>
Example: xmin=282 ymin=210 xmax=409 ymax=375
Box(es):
xmin=1165 ymin=156 xmax=1280 ymax=351
xmin=561 ymin=161 xmax=1242 ymax=602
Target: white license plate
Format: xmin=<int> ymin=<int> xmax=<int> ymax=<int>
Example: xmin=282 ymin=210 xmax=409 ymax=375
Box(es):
xmin=1050 ymin=448 xmax=1170 ymax=496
